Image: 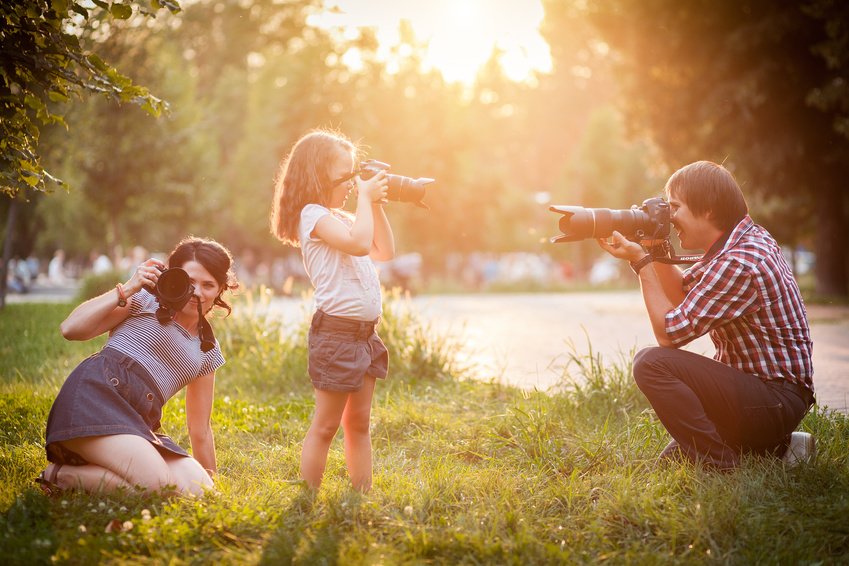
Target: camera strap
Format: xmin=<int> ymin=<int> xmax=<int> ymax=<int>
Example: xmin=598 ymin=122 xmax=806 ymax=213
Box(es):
xmin=650 ymin=228 xmax=730 ymax=266
xmin=645 ymin=238 xmax=704 ymax=266
xmin=155 ymin=305 xmax=177 ymax=324
xmin=197 ymin=300 xmax=216 ymax=353
xmin=653 ymin=255 xmax=704 ymax=265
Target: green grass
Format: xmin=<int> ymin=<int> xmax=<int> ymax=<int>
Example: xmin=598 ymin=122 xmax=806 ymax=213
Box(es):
xmin=1 ymin=292 xmax=848 ymax=565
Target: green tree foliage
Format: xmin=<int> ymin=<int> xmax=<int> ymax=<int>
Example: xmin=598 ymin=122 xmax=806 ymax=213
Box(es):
xmin=0 ymin=0 xmax=179 ymax=196
xmin=7 ymin=0 xmax=660 ymax=289
xmin=30 ymin=0 xmax=324 ymax=261
xmin=587 ymin=0 xmax=849 ymax=296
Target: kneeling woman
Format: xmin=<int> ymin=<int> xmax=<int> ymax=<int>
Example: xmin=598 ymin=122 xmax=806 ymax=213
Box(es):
xmin=38 ymin=237 xmax=236 ymax=497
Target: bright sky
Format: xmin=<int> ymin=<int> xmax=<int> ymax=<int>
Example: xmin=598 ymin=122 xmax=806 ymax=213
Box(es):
xmin=310 ymin=0 xmax=552 ymax=83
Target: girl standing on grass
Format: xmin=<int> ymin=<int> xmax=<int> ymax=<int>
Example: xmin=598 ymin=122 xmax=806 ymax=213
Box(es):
xmin=271 ymin=128 xmax=394 ymax=492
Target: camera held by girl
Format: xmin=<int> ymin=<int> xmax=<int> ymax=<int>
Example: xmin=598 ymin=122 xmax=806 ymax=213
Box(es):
xmin=270 ymin=128 xmax=395 ymax=492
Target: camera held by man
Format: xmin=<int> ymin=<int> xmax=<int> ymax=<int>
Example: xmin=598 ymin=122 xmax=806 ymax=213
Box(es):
xmin=549 ymin=197 xmax=671 ymax=244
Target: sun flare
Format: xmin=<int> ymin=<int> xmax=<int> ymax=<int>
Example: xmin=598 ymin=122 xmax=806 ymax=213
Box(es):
xmin=313 ymin=0 xmax=551 ymax=83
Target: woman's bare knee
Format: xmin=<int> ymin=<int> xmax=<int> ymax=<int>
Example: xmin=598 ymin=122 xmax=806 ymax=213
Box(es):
xmin=60 ymin=435 xmax=176 ymax=492
xmin=165 ymin=456 xmax=213 ymax=495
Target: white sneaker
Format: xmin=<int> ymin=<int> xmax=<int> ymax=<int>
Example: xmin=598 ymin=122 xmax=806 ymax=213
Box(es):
xmin=781 ymin=432 xmax=815 ymax=466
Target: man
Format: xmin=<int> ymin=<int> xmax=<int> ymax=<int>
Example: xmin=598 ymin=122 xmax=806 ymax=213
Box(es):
xmin=598 ymin=161 xmax=814 ymax=469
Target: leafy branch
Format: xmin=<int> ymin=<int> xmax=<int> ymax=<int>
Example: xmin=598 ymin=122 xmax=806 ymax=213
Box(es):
xmin=0 ymin=0 xmax=180 ymax=196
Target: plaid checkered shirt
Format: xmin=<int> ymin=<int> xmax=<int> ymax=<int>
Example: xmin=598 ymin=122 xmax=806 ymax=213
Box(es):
xmin=665 ymin=216 xmax=814 ymax=392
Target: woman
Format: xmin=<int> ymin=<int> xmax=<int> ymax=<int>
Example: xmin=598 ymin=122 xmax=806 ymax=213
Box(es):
xmin=37 ymin=237 xmax=236 ymax=497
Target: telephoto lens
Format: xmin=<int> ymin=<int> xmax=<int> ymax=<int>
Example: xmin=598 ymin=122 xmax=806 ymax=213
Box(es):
xmin=359 ymin=159 xmax=432 ymax=209
xmin=549 ymin=197 xmax=670 ymax=243
xmin=385 ymin=174 xmax=433 ymax=209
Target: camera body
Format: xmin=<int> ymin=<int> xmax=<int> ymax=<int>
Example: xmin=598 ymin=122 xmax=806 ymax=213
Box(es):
xmin=359 ymin=159 xmax=432 ymax=209
xmin=549 ymin=197 xmax=671 ymax=244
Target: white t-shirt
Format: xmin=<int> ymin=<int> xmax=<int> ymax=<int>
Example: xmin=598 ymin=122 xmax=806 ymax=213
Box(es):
xmin=298 ymin=204 xmax=382 ymax=321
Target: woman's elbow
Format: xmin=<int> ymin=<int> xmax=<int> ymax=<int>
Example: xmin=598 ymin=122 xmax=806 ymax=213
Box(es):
xmin=59 ymin=320 xmax=82 ymax=341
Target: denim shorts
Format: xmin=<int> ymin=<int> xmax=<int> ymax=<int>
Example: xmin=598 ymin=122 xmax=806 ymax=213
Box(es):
xmin=45 ymin=347 xmax=189 ymax=465
xmin=307 ymin=310 xmax=389 ymax=392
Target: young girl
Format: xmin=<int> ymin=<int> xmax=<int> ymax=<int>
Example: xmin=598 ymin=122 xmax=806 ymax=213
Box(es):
xmin=271 ymin=128 xmax=394 ymax=491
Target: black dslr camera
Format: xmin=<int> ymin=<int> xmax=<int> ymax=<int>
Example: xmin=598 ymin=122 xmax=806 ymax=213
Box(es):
xmin=150 ymin=267 xmax=194 ymax=317
xmin=358 ymin=159 xmax=433 ymax=210
xmin=549 ymin=197 xmax=671 ymax=244
xmin=549 ymin=197 xmax=704 ymax=264
xmin=149 ymin=266 xmax=216 ymax=352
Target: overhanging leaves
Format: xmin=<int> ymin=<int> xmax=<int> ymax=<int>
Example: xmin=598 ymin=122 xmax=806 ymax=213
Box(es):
xmin=0 ymin=0 xmax=181 ymax=196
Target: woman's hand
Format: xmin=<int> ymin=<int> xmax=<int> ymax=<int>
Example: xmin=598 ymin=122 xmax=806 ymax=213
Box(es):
xmin=60 ymin=258 xmax=161 ymax=340
xmin=356 ymin=170 xmax=389 ymax=204
xmin=124 ymin=258 xmax=166 ymax=296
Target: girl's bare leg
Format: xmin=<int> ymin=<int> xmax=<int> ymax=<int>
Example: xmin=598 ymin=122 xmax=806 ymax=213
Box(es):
xmin=341 ymin=375 xmax=377 ymax=492
xmin=300 ymin=389 xmax=349 ymax=489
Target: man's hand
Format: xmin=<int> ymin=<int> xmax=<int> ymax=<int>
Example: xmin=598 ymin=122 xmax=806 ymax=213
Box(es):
xmin=597 ymin=231 xmax=647 ymax=263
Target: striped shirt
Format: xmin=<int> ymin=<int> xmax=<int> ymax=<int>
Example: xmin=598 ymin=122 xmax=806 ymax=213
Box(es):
xmin=104 ymin=289 xmax=225 ymax=400
xmin=665 ymin=216 xmax=813 ymax=392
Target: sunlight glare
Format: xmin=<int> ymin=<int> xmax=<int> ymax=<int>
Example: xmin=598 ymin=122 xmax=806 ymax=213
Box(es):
xmin=313 ymin=0 xmax=551 ymax=84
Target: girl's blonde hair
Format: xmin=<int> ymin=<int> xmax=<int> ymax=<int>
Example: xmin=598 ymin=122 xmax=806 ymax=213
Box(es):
xmin=270 ymin=128 xmax=359 ymax=246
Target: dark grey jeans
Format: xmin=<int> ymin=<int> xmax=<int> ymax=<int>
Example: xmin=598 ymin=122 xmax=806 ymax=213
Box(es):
xmin=632 ymin=347 xmax=814 ymax=469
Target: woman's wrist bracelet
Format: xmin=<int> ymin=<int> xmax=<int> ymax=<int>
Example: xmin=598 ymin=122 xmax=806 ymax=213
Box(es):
xmin=115 ymin=283 xmax=127 ymax=307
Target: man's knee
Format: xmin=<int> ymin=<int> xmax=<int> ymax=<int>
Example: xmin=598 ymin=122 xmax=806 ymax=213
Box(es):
xmin=633 ymin=346 xmax=665 ymax=386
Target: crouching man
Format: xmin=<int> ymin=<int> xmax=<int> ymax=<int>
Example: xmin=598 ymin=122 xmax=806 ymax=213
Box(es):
xmin=598 ymin=161 xmax=815 ymax=469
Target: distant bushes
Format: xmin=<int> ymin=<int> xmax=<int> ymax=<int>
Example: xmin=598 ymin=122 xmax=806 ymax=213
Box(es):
xmin=74 ymin=270 xmax=124 ymax=303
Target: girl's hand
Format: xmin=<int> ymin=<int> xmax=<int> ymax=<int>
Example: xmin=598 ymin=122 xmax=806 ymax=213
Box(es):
xmin=125 ymin=258 xmax=166 ymax=295
xmin=357 ymin=170 xmax=389 ymax=203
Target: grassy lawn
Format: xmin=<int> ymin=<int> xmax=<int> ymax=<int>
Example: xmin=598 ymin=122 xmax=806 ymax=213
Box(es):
xmin=1 ymin=291 xmax=847 ymax=565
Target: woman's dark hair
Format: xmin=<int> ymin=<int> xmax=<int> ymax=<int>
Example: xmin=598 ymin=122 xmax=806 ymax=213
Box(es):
xmin=665 ymin=161 xmax=749 ymax=232
xmin=270 ymin=128 xmax=360 ymax=247
xmin=167 ymin=237 xmax=237 ymax=316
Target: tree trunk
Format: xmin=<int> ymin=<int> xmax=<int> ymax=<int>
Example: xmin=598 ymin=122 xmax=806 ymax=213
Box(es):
xmin=0 ymin=197 xmax=20 ymax=309
xmin=814 ymin=181 xmax=848 ymax=297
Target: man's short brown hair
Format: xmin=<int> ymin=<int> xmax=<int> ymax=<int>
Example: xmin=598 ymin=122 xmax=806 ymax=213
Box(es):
xmin=665 ymin=161 xmax=749 ymax=232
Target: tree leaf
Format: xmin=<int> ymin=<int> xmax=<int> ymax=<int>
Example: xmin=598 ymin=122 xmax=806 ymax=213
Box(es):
xmin=48 ymin=91 xmax=69 ymax=103
xmin=86 ymin=54 xmax=109 ymax=72
xmin=111 ymin=4 xmax=133 ymax=20
xmin=70 ymin=4 xmax=89 ymax=18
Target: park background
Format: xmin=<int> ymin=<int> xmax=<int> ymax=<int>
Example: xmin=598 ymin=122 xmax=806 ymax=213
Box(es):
xmin=3 ymin=2 xmax=849 ymax=564
xmin=2 ymin=0 xmax=848 ymax=301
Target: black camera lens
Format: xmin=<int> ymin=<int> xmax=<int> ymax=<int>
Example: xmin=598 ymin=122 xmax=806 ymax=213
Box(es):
xmin=549 ymin=198 xmax=670 ymax=243
xmin=358 ymin=159 xmax=432 ymax=209
xmin=155 ymin=268 xmax=195 ymax=311
xmin=386 ymin=174 xmax=432 ymax=209
xmin=551 ymin=207 xmax=651 ymax=242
